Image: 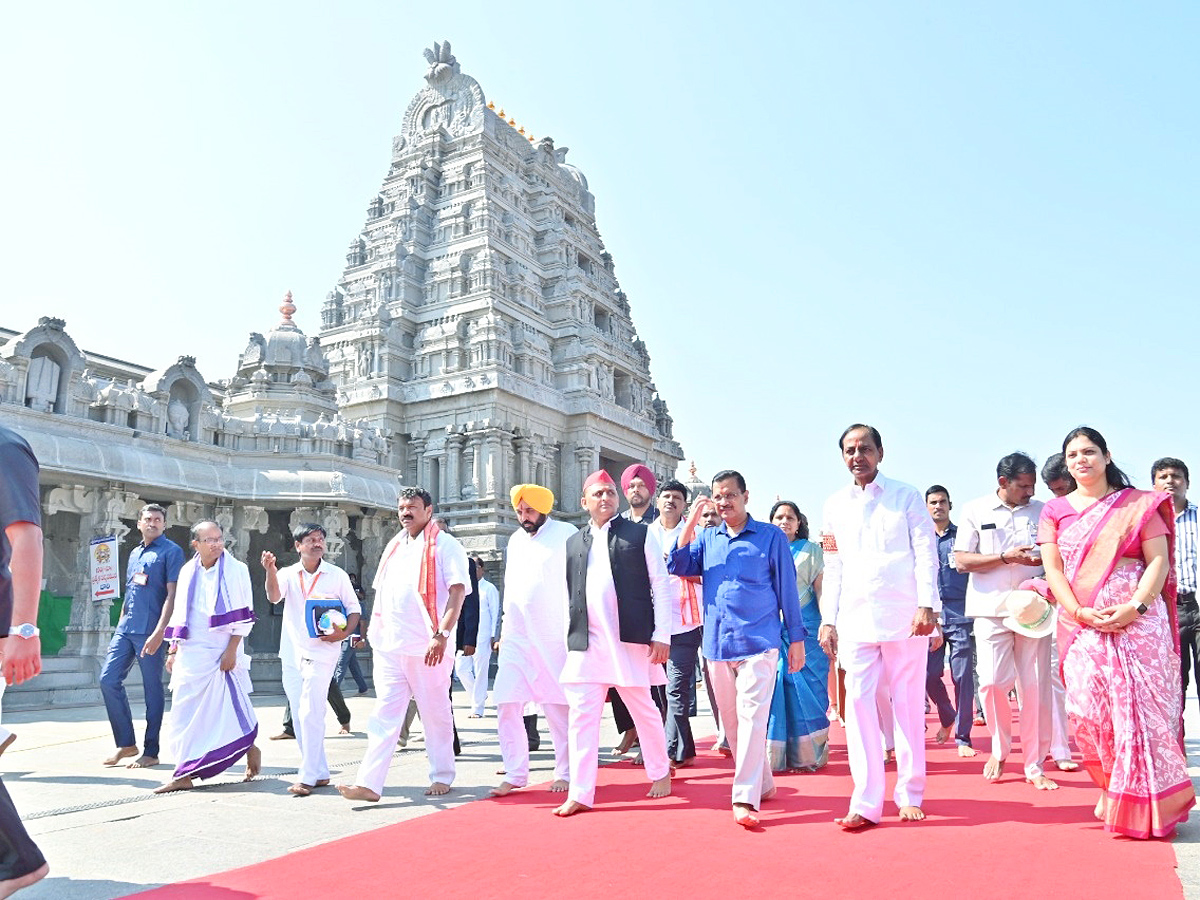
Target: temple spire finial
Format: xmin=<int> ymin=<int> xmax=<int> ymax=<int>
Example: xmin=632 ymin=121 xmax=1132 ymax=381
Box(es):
xmin=280 ymin=290 xmax=296 ymax=324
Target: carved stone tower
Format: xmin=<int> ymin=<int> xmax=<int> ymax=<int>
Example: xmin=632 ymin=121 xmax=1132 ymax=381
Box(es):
xmin=318 ymin=41 xmax=683 ymax=557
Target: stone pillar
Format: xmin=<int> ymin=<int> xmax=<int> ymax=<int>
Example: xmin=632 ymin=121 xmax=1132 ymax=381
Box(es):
xmin=467 ymin=432 xmax=484 ymax=499
xmin=515 ymin=436 xmax=533 ymax=485
xmin=234 ymin=505 xmax=269 ymax=562
xmin=61 ymin=486 xmax=140 ymax=658
xmin=484 ymin=429 xmax=502 ymax=498
xmin=407 ymin=435 xmax=426 ymax=488
xmin=321 ymin=506 xmax=350 ymax=565
xmin=445 ymin=430 xmax=464 ymax=501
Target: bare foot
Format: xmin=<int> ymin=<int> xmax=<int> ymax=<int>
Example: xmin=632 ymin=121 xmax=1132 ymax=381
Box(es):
xmin=102 ymin=746 xmax=138 ymax=767
xmin=337 ymin=724 xmax=351 ymax=735
xmin=935 ymin=725 xmax=951 ymax=744
xmin=899 ymin=805 xmax=925 ymax=821
xmin=314 ymin=779 xmax=330 ymax=787
xmin=288 ymin=782 xmax=314 ymax=796
xmin=613 ymin=730 xmax=639 ymax=755
xmin=0 ymin=733 xmax=16 ymax=758
xmin=958 ymin=745 xmax=977 ymax=758
xmin=490 ymin=781 xmax=520 ymax=797
xmin=734 ymin=803 xmax=760 ymax=827
xmin=0 ymin=861 xmax=48 ymax=897
xmin=671 ymin=757 xmax=695 ymax=770
xmin=883 ymin=749 xmax=896 ymax=765
xmin=338 ymin=784 xmax=380 ymax=802
xmin=761 ymin=786 xmax=777 ymax=802
xmin=1027 ymin=774 xmax=1059 ymax=791
xmin=982 ymin=757 xmax=1004 ymax=780
xmin=425 ymin=781 xmax=451 ymax=796
xmin=630 ymin=753 xmax=644 ymax=767
xmin=243 ymin=744 xmax=261 ymax=781
xmin=834 ymin=813 xmax=877 ymax=831
xmin=549 ymin=779 xmax=569 ymax=792
xmin=1054 ymin=758 xmax=1079 ymax=772
xmin=647 ymin=774 xmax=672 ymax=799
xmin=126 ymin=755 xmax=159 ymax=769
xmin=717 ymin=745 xmax=732 ymax=758
xmin=269 ymin=731 xmax=295 ymax=741
xmin=153 ymin=777 xmax=194 ymax=794
xmin=552 ymin=800 xmax=590 ymax=817
xmin=1094 ymin=793 xmax=1106 ymax=821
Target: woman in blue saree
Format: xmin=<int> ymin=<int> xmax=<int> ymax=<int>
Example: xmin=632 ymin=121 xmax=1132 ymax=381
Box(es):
xmin=766 ymin=502 xmax=830 ymax=772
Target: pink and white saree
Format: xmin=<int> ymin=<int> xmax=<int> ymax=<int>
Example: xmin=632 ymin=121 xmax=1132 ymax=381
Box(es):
xmin=1050 ymin=488 xmax=1194 ymax=838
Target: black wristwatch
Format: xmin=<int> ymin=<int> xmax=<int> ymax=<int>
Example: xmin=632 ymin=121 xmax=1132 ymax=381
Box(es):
xmin=1134 ymin=601 xmax=1148 ymax=616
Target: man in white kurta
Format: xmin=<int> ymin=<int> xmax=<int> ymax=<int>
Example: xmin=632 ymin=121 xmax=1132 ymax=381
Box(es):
xmin=456 ymin=558 xmax=499 ymax=717
xmin=262 ymin=523 xmax=361 ymax=796
xmin=158 ymin=521 xmax=259 ymax=793
xmin=953 ymin=453 xmax=1057 ymax=788
xmin=553 ymin=470 xmax=673 ymax=817
xmin=340 ymin=488 xmax=469 ymax=802
xmin=820 ymin=425 xmax=940 ymax=829
xmin=491 ymin=484 xmax=576 ymax=797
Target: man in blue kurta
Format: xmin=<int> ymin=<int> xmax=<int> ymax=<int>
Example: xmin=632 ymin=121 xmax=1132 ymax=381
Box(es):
xmin=100 ymin=503 xmax=184 ymax=768
xmin=669 ymin=470 xmax=805 ymax=828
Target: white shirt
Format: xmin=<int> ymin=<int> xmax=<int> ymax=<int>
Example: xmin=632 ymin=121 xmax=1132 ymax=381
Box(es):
xmin=277 ymin=558 xmax=361 ymax=663
xmin=650 ymin=518 xmax=703 ymax=635
xmin=494 ymin=518 xmax=576 ymax=705
xmin=370 ymin=527 xmax=470 ymax=656
xmin=560 ymin=518 xmax=671 ymax=686
xmin=954 ymin=493 xmax=1046 ymax=618
xmin=819 ymin=472 xmax=941 ymax=643
xmin=478 ymin=577 xmax=500 ymax=645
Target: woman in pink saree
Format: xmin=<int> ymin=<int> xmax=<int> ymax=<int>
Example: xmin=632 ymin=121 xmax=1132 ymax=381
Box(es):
xmin=1039 ymin=427 xmax=1194 ymax=838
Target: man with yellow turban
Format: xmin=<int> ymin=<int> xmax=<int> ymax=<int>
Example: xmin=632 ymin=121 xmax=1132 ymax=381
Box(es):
xmin=490 ymin=485 xmax=577 ymax=797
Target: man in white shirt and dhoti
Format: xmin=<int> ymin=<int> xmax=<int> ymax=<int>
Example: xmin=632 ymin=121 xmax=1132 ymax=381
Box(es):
xmin=820 ymin=424 xmax=940 ymax=830
xmin=490 ymin=484 xmax=576 ymax=797
xmin=553 ymin=470 xmax=673 ymax=817
xmin=262 ymin=523 xmax=361 ymax=796
xmin=954 ymin=452 xmax=1061 ymax=789
xmin=157 ymin=521 xmax=259 ymax=793
xmin=339 ymin=487 xmax=470 ymax=802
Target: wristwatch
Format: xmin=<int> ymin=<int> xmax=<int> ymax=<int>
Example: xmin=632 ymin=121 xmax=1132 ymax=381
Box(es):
xmin=434 ymin=629 xmax=451 ymax=640
xmin=9 ymin=623 xmax=40 ymax=639
xmin=1134 ymin=601 xmax=1149 ymax=616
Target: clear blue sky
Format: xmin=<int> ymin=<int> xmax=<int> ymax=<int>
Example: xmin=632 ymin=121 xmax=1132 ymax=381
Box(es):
xmin=3 ymin=2 xmax=1196 ymax=521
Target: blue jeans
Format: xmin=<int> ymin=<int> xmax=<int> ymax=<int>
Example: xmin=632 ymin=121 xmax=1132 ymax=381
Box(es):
xmin=926 ymin=619 xmax=975 ymax=746
xmin=335 ymin=641 xmax=369 ymax=693
xmin=99 ymin=630 xmax=166 ymax=757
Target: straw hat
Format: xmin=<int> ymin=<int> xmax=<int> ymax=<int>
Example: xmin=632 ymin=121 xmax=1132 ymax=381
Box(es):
xmin=1001 ymin=589 xmax=1056 ymax=639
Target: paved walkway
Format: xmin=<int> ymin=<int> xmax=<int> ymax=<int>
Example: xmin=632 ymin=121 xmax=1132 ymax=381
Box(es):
xmin=4 ymin=682 xmax=1200 ymax=898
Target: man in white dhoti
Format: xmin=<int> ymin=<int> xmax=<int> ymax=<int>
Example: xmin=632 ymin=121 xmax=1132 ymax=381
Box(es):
xmin=262 ymin=523 xmax=360 ymax=796
xmin=490 ymin=484 xmax=575 ymax=797
xmin=339 ymin=487 xmax=469 ymax=802
xmin=553 ymin=470 xmax=672 ymax=817
xmin=456 ymin=556 xmax=498 ymax=717
xmin=819 ymin=424 xmax=940 ymax=829
xmin=157 ymin=521 xmax=259 ymax=793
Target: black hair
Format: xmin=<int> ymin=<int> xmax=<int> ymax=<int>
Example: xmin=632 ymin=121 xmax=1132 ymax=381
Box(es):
xmin=399 ymin=486 xmax=434 ymax=508
xmin=139 ymin=503 xmax=168 ymax=519
xmin=1040 ymin=453 xmax=1073 ymax=487
xmin=293 ymin=522 xmax=327 ymax=543
xmin=925 ymin=484 xmax=950 ymax=501
xmin=768 ymin=500 xmax=808 ymax=540
xmin=190 ymin=520 xmax=221 ymax=540
xmin=658 ymin=479 xmax=690 ymax=501
xmin=996 ymin=452 xmax=1037 ymax=481
xmin=1061 ymin=426 xmax=1132 ymax=491
xmin=1151 ymin=457 xmax=1190 ymax=484
xmin=839 ymin=423 xmax=883 ymax=452
xmin=711 ymin=470 xmax=746 ymax=492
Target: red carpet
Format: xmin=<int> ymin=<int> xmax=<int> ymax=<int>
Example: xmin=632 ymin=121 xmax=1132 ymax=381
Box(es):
xmin=135 ymin=714 xmax=1184 ymax=900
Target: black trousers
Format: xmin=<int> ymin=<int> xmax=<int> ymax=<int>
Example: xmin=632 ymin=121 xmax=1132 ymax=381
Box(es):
xmin=609 ymin=683 xmax=667 ymax=733
xmin=0 ymin=778 xmax=44 ymax=881
xmin=1178 ymin=592 xmax=1200 ymax=712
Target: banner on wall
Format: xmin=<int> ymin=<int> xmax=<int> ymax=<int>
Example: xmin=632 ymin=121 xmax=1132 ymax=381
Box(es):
xmin=89 ymin=535 xmax=120 ymax=603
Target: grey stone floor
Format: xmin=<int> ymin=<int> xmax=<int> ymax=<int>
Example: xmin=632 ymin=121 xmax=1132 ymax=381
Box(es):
xmin=3 ymin=681 xmax=1198 ymax=899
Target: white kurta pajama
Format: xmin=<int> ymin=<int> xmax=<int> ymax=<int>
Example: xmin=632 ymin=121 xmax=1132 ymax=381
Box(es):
xmin=494 ymin=519 xmax=577 ymax=787
xmin=821 ymin=473 xmax=941 ymax=822
xmin=356 ymin=527 xmax=470 ymax=795
xmin=455 ymin=576 xmax=500 ymax=715
xmin=163 ymin=551 xmax=257 ymax=781
xmin=562 ymin=521 xmax=672 ymax=808
xmin=276 ymin=558 xmax=361 ymax=787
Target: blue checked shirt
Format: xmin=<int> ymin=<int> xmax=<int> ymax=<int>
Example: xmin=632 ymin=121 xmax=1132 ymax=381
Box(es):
xmin=1175 ymin=502 xmax=1198 ymax=595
